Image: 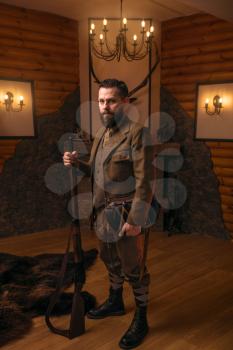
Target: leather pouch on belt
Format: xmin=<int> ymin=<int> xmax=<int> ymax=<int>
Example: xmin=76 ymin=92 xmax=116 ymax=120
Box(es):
xmin=103 ymin=200 xmax=132 ymax=242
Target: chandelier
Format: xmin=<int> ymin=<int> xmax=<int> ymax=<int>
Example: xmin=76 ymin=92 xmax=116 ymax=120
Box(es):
xmin=3 ymin=91 xmax=25 ymax=112
xmin=205 ymin=95 xmax=223 ymax=116
xmin=88 ymin=0 xmax=160 ymax=133
xmin=89 ymin=0 xmax=156 ymax=62
xmin=88 ymin=0 xmax=160 ymax=96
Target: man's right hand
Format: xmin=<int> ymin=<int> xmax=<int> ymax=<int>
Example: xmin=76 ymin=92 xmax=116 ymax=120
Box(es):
xmin=63 ymin=151 xmax=78 ymax=167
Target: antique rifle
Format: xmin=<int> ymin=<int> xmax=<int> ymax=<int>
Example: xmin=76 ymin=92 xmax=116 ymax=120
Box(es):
xmin=45 ymin=136 xmax=85 ymax=339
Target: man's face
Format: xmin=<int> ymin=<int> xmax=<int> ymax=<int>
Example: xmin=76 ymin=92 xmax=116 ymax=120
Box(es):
xmin=98 ymin=87 xmax=127 ymax=128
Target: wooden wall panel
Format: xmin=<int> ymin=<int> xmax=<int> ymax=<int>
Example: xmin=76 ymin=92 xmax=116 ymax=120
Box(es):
xmin=161 ymin=13 xmax=233 ymax=237
xmin=0 ymin=3 xmax=79 ymax=170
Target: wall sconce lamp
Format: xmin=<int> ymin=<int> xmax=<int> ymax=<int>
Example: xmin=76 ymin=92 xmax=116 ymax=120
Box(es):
xmin=3 ymin=91 xmax=25 ymax=112
xmin=205 ymin=95 xmax=223 ymax=116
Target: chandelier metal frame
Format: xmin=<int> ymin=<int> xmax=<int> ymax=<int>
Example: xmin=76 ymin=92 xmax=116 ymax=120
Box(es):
xmin=87 ymin=0 xmax=160 ymax=137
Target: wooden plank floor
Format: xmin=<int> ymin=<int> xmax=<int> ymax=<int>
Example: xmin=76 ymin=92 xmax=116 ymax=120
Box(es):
xmin=1 ymin=227 xmax=233 ymax=350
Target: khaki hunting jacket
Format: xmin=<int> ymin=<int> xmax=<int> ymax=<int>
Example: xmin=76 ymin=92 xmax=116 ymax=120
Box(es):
xmin=78 ymin=115 xmax=155 ymax=226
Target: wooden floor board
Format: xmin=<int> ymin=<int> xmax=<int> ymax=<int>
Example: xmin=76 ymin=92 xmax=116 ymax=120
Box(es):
xmin=1 ymin=228 xmax=233 ymax=350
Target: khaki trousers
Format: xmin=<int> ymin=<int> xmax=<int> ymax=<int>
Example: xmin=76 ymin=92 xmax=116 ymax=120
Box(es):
xmin=98 ymin=234 xmax=150 ymax=307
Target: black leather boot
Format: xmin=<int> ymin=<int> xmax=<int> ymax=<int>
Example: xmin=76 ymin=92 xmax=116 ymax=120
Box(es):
xmin=119 ymin=306 xmax=149 ymax=349
xmin=86 ymin=287 xmax=125 ymax=319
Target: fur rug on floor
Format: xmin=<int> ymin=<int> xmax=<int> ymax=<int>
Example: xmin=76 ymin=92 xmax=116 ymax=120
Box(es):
xmin=0 ymin=249 xmax=98 ymax=346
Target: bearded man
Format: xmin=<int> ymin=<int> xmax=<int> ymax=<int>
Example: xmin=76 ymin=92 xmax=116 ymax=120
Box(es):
xmin=63 ymin=79 xmax=154 ymax=349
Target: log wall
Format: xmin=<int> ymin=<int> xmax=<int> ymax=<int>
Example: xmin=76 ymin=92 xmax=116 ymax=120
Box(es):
xmin=0 ymin=3 xmax=79 ymax=171
xmin=161 ymin=13 xmax=233 ymax=237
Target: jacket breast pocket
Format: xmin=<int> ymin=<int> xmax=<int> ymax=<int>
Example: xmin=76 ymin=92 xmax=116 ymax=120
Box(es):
xmin=108 ymin=150 xmax=132 ymax=182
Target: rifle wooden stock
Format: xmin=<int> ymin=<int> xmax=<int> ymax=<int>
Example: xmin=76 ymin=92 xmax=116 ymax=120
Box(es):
xmin=68 ymin=218 xmax=86 ymax=338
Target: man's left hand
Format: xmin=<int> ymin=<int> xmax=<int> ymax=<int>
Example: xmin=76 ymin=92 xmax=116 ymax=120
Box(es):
xmin=121 ymin=223 xmax=141 ymax=236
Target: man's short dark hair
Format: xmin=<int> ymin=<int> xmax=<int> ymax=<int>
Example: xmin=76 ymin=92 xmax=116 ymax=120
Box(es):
xmin=99 ymin=79 xmax=129 ymax=98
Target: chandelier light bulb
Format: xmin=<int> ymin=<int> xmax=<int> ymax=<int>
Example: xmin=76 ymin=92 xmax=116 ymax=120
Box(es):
xmin=141 ymin=20 xmax=145 ymax=28
xmin=123 ymin=18 xmax=127 ymax=25
xmin=19 ymin=96 xmax=24 ymax=102
xmin=100 ymin=34 xmax=104 ymax=41
xmin=103 ymin=18 xmax=107 ymax=26
xmin=219 ymin=97 xmax=223 ymax=109
xmin=150 ymin=25 xmax=154 ymax=33
xmin=90 ymin=29 xmax=93 ymax=34
xmin=205 ymin=98 xmax=210 ymax=108
xmin=146 ymin=31 xmax=150 ymax=38
xmin=133 ymin=34 xmax=137 ymax=41
xmin=91 ymin=23 xmax=95 ymax=30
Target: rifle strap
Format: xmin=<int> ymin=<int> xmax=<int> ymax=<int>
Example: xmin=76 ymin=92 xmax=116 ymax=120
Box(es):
xmin=139 ymin=227 xmax=150 ymax=281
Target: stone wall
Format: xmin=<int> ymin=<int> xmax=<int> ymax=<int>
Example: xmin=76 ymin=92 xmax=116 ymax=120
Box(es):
xmin=1 ymin=85 xmax=229 ymax=238
xmin=0 ymin=88 xmax=91 ymax=237
xmin=161 ymin=86 xmax=230 ymax=239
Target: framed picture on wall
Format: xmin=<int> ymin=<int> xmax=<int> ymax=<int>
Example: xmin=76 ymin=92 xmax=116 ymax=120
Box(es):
xmin=0 ymin=78 xmax=36 ymax=139
xmin=194 ymin=81 xmax=233 ymax=141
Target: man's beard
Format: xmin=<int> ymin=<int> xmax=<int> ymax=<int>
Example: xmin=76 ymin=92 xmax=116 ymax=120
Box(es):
xmin=100 ymin=108 xmax=123 ymax=128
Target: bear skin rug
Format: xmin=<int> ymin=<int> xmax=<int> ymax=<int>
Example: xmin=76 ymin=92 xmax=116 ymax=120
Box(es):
xmin=0 ymin=249 xmax=98 ymax=346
